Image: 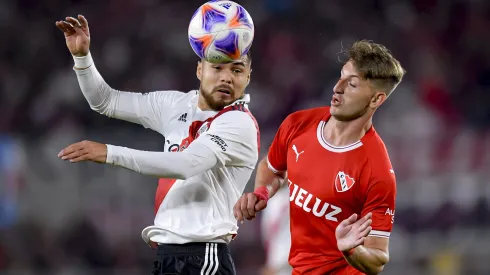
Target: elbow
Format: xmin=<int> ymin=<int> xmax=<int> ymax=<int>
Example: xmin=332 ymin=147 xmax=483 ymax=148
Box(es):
xmin=90 ymin=104 xmax=111 ymax=117
xmin=366 ymin=266 xmax=385 ymax=275
xmin=366 ymin=256 xmax=389 ymax=275
xmin=172 ymin=170 xmax=197 ymax=180
xmin=174 ymin=173 xmax=189 ymax=180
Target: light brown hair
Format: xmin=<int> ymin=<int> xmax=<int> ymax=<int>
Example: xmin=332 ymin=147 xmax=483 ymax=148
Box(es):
xmin=343 ymin=40 xmax=406 ymax=96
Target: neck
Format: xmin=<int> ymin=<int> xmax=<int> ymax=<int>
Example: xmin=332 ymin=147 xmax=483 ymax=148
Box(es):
xmin=197 ymin=95 xmax=212 ymax=111
xmin=323 ymin=114 xmax=373 ymax=147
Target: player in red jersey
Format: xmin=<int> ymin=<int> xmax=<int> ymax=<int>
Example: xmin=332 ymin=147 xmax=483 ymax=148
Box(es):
xmin=234 ymin=40 xmax=405 ymax=274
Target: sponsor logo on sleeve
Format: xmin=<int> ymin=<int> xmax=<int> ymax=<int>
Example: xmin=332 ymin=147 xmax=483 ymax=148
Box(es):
xmin=209 ymin=134 xmax=228 ymax=151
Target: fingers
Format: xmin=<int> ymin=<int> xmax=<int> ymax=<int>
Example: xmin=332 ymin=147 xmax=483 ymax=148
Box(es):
xmin=65 ymin=16 xmax=82 ymax=28
xmin=60 ymin=149 xmax=85 ymax=161
xmin=55 ymin=15 xmax=89 ymax=36
xmin=69 ymin=153 xmax=90 ymax=163
xmin=340 ymin=213 xmax=357 ymax=226
xmin=246 ymin=193 xmax=258 ymax=219
xmin=234 ymin=193 xmax=264 ymax=224
xmin=78 ymin=14 xmax=89 ymax=28
xmin=58 ymin=142 xmax=83 ymax=158
xmin=353 ymin=236 xmax=366 ymax=247
xmin=359 ymin=225 xmax=372 ymax=238
xmin=58 ymin=142 xmax=86 ymax=162
xmin=359 ymin=212 xmax=372 ymax=223
xmin=239 ymin=194 xmax=254 ymax=220
xmin=55 ymin=21 xmax=75 ymax=35
xmin=358 ymin=217 xmax=372 ymax=232
xmin=255 ymin=200 xmax=267 ymax=212
xmin=233 ymin=199 xmax=244 ymax=223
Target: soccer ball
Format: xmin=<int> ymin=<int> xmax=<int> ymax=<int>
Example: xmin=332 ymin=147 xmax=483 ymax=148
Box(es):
xmin=188 ymin=1 xmax=254 ymax=63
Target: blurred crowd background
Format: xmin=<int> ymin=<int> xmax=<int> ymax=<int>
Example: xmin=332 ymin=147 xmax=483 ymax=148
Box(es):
xmin=1 ymin=0 xmax=490 ymax=274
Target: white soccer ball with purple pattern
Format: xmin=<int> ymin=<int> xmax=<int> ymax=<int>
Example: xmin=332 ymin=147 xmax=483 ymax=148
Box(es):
xmin=188 ymin=1 xmax=254 ymax=63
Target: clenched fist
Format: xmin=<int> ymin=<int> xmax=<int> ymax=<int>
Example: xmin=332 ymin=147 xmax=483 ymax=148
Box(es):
xmin=58 ymin=140 xmax=107 ymax=163
xmin=55 ymin=14 xmax=90 ymax=57
xmin=233 ymin=192 xmax=267 ymax=223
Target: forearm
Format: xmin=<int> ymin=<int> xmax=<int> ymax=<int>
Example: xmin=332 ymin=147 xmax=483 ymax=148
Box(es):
xmin=254 ymin=157 xmax=285 ymax=199
xmin=342 ymin=246 xmax=389 ymax=275
xmin=106 ymin=143 xmax=217 ymax=180
xmin=73 ymin=53 xmax=115 ymax=115
xmin=73 ymin=53 xmax=149 ymax=124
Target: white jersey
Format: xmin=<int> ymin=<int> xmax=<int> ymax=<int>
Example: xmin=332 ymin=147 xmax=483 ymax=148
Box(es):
xmin=74 ymin=54 xmax=259 ymax=245
xmin=261 ymin=186 xmax=292 ymax=275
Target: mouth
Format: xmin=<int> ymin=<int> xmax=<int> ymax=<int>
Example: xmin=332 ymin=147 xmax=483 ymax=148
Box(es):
xmin=215 ymin=86 xmax=233 ymax=96
xmin=217 ymin=89 xmax=231 ymax=95
xmin=331 ymin=95 xmax=341 ymax=106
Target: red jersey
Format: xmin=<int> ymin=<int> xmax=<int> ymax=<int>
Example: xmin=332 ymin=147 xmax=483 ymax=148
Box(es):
xmin=267 ymin=107 xmax=396 ymax=275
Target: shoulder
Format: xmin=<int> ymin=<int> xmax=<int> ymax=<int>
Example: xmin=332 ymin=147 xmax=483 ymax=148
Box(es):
xmin=285 ymin=107 xmax=329 ymax=124
xmin=364 ymin=132 xmax=396 ymax=185
xmin=279 ymin=107 xmax=329 ymax=135
xmin=149 ymin=90 xmax=198 ymax=106
xmin=212 ymin=107 xmax=257 ymax=131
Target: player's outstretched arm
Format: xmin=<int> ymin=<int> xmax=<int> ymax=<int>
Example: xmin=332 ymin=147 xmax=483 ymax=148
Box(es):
xmin=336 ymin=213 xmax=389 ymax=275
xmin=55 ymin=15 xmax=175 ymax=132
xmin=58 ymin=110 xmax=258 ymax=180
xmin=233 ymin=157 xmax=286 ymax=223
xmin=57 ymin=139 xmax=218 ymax=180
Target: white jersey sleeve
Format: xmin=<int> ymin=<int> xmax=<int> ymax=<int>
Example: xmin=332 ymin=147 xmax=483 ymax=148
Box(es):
xmin=105 ymin=109 xmax=259 ymax=179
xmin=74 ymin=59 xmax=181 ymax=133
xmin=192 ymin=110 xmax=259 ymax=169
xmin=105 ymin=141 xmax=218 ymax=180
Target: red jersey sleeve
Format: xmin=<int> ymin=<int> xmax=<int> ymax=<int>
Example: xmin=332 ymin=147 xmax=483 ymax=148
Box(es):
xmin=267 ymin=115 xmax=294 ymax=174
xmin=361 ymin=169 xmax=396 ymax=239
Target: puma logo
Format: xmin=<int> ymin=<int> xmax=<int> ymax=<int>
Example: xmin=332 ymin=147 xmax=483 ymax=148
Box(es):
xmin=292 ymin=145 xmax=304 ymax=162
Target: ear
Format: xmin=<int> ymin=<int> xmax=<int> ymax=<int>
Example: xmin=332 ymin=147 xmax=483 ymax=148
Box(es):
xmin=246 ymin=69 xmax=252 ymax=86
xmin=370 ymin=91 xmax=387 ymax=108
xmin=196 ymin=61 xmax=202 ymax=81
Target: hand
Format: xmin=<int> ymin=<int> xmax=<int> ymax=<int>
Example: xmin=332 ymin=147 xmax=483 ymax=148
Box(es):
xmin=55 ymin=14 xmax=90 ymax=57
xmin=233 ymin=192 xmax=267 ymax=223
xmin=336 ymin=212 xmax=372 ymax=252
xmin=58 ymin=140 xmax=107 ymax=163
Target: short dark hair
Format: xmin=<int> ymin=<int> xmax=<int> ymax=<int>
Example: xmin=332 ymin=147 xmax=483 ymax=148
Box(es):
xmin=342 ymin=40 xmax=405 ymax=96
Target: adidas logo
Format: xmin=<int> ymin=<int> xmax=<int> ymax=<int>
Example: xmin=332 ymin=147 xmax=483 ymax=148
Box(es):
xmin=178 ymin=113 xmax=187 ymax=122
xmin=219 ymin=3 xmax=232 ymax=9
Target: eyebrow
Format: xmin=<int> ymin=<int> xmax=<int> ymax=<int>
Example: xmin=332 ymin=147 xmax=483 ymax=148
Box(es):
xmin=231 ymin=61 xmax=247 ymax=67
xmin=341 ymin=72 xmax=360 ymax=79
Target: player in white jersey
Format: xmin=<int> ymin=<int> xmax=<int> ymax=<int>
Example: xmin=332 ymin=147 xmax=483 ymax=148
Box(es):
xmin=55 ymin=15 xmax=259 ymax=275
xmin=260 ymin=185 xmax=292 ymax=275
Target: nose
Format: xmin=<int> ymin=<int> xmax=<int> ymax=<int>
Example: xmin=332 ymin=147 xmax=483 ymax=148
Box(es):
xmin=333 ymin=79 xmax=344 ymax=94
xmin=220 ymin=70 xmax=232 ymax=84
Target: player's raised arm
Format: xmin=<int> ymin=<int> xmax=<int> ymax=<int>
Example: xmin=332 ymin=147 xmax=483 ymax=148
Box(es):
xmin=55 ymin=15 xmax=177 ymax=132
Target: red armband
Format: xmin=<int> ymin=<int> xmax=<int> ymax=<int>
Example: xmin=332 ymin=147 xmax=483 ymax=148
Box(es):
xmin=253 ymin=186 xmax=269 ymax=202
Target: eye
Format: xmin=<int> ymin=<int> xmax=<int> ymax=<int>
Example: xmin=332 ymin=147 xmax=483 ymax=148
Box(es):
xmin=233 ymin=69 xmax=242 ymax=74
xmin=213 ymin=66 xmax=221 ymax=70
xmin=349 ymin=82 xmax=356 ymax=88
